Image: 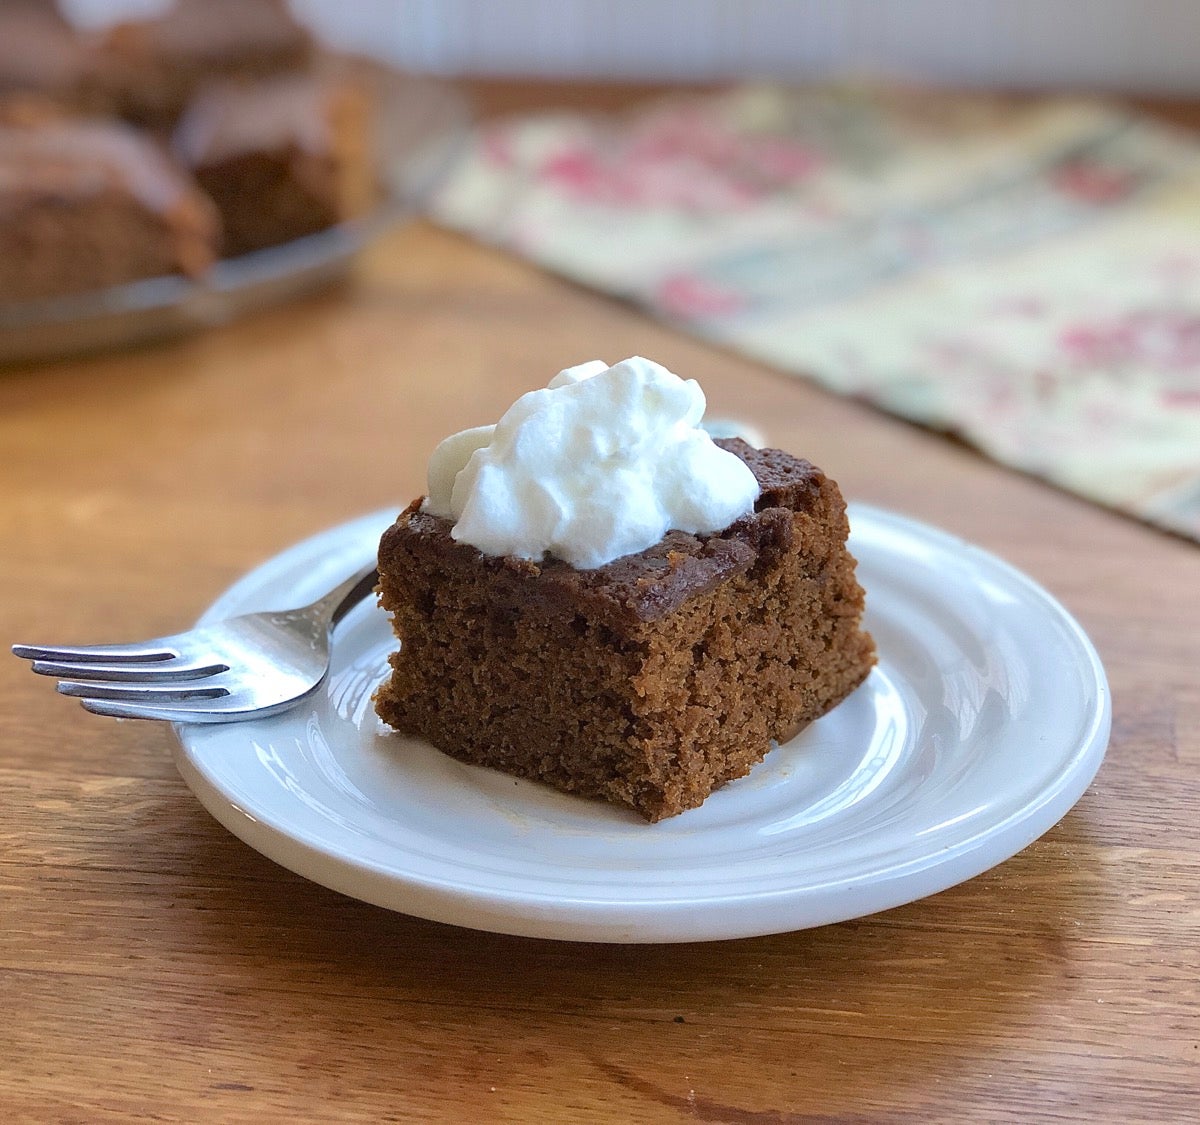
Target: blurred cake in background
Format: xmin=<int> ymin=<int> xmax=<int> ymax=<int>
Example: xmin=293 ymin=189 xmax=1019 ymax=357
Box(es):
xmin=0 ymin=3 xmax=114 ymax=114
xmin=0 ymin=115 xmax=219 ymax=300
xmin=173 ymin=73 xmax=372 ymax=257
xmin=100 ymin=0 xmax=315 ymax=127
xmin=0 ymin=0 xmax=377 ymax=302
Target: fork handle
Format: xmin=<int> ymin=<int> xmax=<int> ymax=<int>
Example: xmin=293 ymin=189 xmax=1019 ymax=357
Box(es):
xmin=312 ymin=564 xmax=380 ymax=628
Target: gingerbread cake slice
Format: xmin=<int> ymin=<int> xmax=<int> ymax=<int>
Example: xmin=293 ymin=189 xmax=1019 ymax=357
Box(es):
xmin=171 ymin=73 xmax=372 ymax=257
xmin=0 ymin=116 xmax=219 ymax=301
xmin=100 ymin=0 xmax=315 ymax=127
xmin=374 ymin=437 xmax=875 ymax=822
xmin=0 ymin=5 xmax=115 ymax=115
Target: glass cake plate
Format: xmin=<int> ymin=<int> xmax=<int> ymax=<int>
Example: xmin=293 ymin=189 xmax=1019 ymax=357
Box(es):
xmin=169 ymin=504 xmax=1110 ymax=943
xmin=0 ymin=73 xmax=469 ymax=366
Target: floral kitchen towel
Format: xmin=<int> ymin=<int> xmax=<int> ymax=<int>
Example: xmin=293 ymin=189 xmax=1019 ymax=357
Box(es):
xmin=429 ymin=84 xmax=1200 ymax=540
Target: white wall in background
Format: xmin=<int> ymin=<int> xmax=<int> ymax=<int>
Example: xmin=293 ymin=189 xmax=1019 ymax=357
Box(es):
xmin=61 ymin=0 xmax=168 ymax=25
xmin=66 ymin=0 xmax=1200 ymax=94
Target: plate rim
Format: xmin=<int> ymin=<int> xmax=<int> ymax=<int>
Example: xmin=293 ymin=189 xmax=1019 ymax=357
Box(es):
xmin=173 ymin=502 xmax=1111 ymax=942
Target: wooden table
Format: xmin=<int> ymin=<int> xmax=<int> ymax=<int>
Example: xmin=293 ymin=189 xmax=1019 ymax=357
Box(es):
xmin=2 ymin=81 xmax=1199 ymax=1124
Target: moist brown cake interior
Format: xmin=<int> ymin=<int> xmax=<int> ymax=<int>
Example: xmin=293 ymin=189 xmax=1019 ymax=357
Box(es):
xmin=374 ymin=438 xmax=876 ymax=822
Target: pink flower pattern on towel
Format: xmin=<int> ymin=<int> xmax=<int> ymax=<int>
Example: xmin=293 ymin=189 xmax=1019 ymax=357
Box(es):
xmin=536 ymin=105 xmax=823 ymax=212
xmin=430 ymin=85 xmax=1200 ymax=541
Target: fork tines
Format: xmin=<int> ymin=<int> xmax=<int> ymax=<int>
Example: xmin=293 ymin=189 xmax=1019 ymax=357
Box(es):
xmin=12 ymin=638 xmax=233 ymax=721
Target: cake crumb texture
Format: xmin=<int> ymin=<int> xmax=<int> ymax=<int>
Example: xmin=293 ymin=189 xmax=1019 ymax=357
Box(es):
xmin=375 ymin=439 xmax=876 ymax=821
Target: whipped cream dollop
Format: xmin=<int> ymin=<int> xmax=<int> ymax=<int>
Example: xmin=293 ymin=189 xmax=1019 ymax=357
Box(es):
xmin=423 ymin=356 xmax=760 ymax=569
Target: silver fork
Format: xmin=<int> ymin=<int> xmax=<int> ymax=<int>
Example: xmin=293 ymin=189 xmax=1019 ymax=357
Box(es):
xmin=12 ymin=564 xmax=379 ymax=723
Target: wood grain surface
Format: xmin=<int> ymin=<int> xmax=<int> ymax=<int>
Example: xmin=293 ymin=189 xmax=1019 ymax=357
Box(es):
xmin=1 ymin=81 xmax=1198 ymax=1124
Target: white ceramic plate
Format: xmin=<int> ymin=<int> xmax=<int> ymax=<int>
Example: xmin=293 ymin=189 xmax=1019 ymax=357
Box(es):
xmin=173 ymin=505 xmax=1110 ymax=943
